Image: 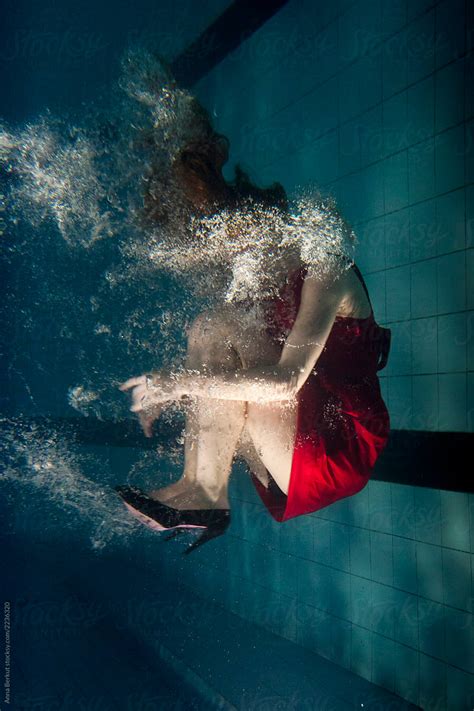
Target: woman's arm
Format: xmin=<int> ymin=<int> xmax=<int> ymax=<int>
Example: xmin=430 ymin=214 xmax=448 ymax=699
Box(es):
xmin=133 ymin=270 xmax=346 ymax=407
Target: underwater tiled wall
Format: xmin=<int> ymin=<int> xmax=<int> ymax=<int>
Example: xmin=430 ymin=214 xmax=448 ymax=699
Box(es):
xmin=194 ymin=0 xmax=474 ymax=435
xmin=172 ymin=469 xmax=474 ymax=710
xmin=190 ymin=1 xmax=474 ymax=708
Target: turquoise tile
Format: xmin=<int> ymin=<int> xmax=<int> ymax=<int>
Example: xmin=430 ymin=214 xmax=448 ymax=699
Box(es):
xmin=371 ymin=531 xmax=393 ymax=585
xmin=435 ymin=60 xmax=465 ymax=133
xmin=303 ymin=130 xmax=339 ymax=185
xmin=332 ymin=616 xmax=352 ymax=670
xmin=392 ymin=588 xmax=419 ymax=648
xmin=417 ymin=542 xmax=444 ymax=603
xmin=412 ymin=375 xmax=439 ymax=430
xmin=467 ymin=119 xmax=474 ymax=188
xmin=297 ymin=559 xmax=332 ymax=610
xmin=351 ymin=575 xmax=374 ymax=628
xmin=345 ymin=484 xmax=370 ymax=529
xmin=442 ymin=548 xmax=472 ymax=612
xmin=406 ymin=10 xmax=435 ymax=84
xmin=351 ymin=624 xmax=372 ymax=681
xmin=435 ymin=124 xmax=465 ymax=195
xmin=440 ymin=490 xmax=471 ymax=552
xmin=296 ymin=600 xmax=321 ymax=650
xmin=279 ymin=551 xmax=299 ymax=599
xmin=387 ymin=376 xmax=413 ymax=429
xmin=411 ymin=260 xmax=437 ymax=318
xmin=411 ymin=317 xmax=438 ymax=374
xmin=339 ymin=64 xmax=361 ymax=122
xmin=446 ymin=665 xmax=474 ymax=711
xmin=437 ymin=251 xmax=466 ymax=314
xmin=356 ymin=217 xmax=385 ymax=272
xmin=330 ymin=569 xmax=352 ymax=620
xmin=394 ymin=643 xmax=420 ymax=708
xmin=368 ymin=480 xmax=392 ymax=533
xmin=418 ymin=598 xmax=445 ymax=658
xmin=409 ymin=198 xmax=437 ymax=261
xmin=384 ymin=151 xmax=409 ymax=213
xmin=465 ymin=185 xmax=474 ymax=250
xmin=329 ymin=522 xmax=350 ymax=572
xmin=359 ymin=54 xmax=383 ymax=115
xmin=468 ymin=0 xmax=474 ymax=53
xmin=408 ymin=137 xmax=435 ymax=203
xmin=244 ymin=501 xmax=275 ymax=544
xmin=370 ymin=581 xmax=398 ymax=638
xmin=393 ymin=536 xmax=418 ymax=594
xmin=407 ymin=75 xmax=435 ymax=145
xmin=438 ymin=373 xmax=467 ymax=431
xmin=385 ymin=207 xmax=410 ymax=267
xmin=466 ymin=312 xmax=474 ymax=369
xmin=326 ymin=495 xmax=353 ymax=525
xmin=435 ymin=188 xmax=466 ymax=255
xmin=359 ymin=104 xmax=384 ymax=166
xmin=382 ymin=28 xmax=408 ymax=98
xmin=280 ymin=514 xmax=314 ymax=559
xmin=444 ymin=607 xmax=474 ymax=673
xmin=466 ymin=55 xmax=474 ymax=120
xmin=435 ymin=0 xmax=466 ymax=68
xmin=297 ymin=603 xmax=335 ymax=661
xmin=415 ymin=488 xmax=442 ymax=545
xmin=383 ymin=91 xmax=408 ymax=156
xmin=312 ymin=517 xmax=332 ymax=564
xmin=385 ymin=320 xmax=411 ymax=376
xmin=253 ymin=584 xmax=282 ymax=634
xmin=468 ymin=251 xmax=474 ymax=311
xmin=235 ymin=539 xmax=262 ymax=581
xmin=391 ymin=484 xmax=416 ymax=538
xmin=381 ymin=0 xmax=407 ymax=37
xmin=379 ymin=375 xmax=389 ymax=404
xmin=249 ymin=541 xmax=280 ymax=592
xmin=339 ymin=118 xmax=361 ymax=176
xmin=364 ymin=271 xmax=386 ymax=323
xmin=438 ymin=313 xmax=467 ymax=373
xmin=419 ymin=654 xmax=447 ymax=711
xmin=350 ymin=527 xmax=371 ymax=578
xmin=371 ymin=633 xmax=396 ymax=692
xmin=386 ymin=264 xmax=411 ymax=321
xmin=313 ymin=607 xmax=336 ymax=662
xmin=280 ymin=593 xmax=298 ymax=643
xmin=406 ymin=0 xmax=435 ymax=20
xmin=361 ymin=162 xmax=386 ymax=220
xmin=468 ymin=373 xmax=474 ymax=433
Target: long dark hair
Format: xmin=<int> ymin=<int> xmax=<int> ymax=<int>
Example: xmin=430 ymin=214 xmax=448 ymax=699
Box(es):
xmin=140 ymin=112 xmax=288 ymax=226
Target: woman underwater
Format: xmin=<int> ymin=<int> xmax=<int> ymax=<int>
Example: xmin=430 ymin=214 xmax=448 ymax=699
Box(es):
xmin=115 ymin=69 xmax=391 ymax=554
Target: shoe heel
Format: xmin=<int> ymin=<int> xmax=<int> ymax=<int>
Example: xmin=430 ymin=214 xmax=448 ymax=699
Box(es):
xmin=163 ymin=529 xmax=187 ymax=542
xmin=183 ymin=519 xmax=229 ymax=555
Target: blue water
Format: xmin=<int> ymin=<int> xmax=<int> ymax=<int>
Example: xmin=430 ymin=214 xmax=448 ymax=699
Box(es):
xmin=2 ymin=0 xmax=470 ymax=709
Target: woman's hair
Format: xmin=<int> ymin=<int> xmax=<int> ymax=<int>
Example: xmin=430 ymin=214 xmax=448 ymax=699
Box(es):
xmin=140 ymin=122 xmax=289 ymax=227
xmin=228 ymin=163 xmax=288 ymax=213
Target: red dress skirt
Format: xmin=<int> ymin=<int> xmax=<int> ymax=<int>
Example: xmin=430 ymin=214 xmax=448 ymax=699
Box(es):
xmin=248 ymin=264 xmax=391 ymax=522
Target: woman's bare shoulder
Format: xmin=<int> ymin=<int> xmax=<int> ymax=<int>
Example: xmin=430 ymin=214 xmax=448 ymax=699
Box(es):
xmin=296 ymin=263 xmax=370 ymax=319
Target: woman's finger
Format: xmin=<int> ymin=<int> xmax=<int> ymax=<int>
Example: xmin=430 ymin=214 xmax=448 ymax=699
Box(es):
xmin=138 ymin=412 xmax=154 ymax=438
xmin=118 ymin=376 xmax=145 ymax=391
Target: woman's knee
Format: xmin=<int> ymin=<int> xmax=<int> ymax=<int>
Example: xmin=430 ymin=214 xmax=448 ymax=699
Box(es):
xmin=185 ymin=308 xmax=243 ymax=369
xmin=186 ymin=307 xmax=236 ymax=345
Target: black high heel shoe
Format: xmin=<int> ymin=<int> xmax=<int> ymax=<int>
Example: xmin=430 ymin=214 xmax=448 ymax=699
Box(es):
xmin=114 ymin=485 xmax=231 ymax=554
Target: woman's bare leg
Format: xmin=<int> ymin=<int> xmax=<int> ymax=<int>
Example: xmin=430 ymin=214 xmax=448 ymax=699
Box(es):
xmin=147 ymin=305 xmax=297 ymax=506
xmin=147 ymin=310 xmax=247 ymax=510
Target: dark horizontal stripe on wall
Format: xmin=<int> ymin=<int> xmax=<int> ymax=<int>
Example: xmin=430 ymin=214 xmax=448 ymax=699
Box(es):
xmin=5 ymin=417 xmax=473 ymax=493
xmin=171 ymin=0 xmax=289 ymax=88
xmin=372 ymin=430 xmax=473 ymax=493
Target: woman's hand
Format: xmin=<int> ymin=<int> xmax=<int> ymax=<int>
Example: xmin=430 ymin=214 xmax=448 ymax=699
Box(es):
xmin=118 ymin=371 xmax=175 ymax=437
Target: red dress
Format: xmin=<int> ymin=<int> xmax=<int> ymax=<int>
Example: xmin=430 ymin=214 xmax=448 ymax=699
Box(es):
xmin=248 ymin=263 xmax=391 ymax=522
